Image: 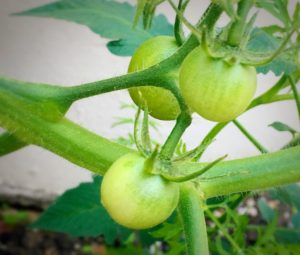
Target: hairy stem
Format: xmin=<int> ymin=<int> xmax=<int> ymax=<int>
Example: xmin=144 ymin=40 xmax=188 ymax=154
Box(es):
xmin=227 ymin=0 xmax=254 ymax=47
xmin=193 ymin=146 xmax=300 ymax=198
xmin=178 ymin=183 xmax=209 ymax=255
xmin=159 ymin=112 xmax=192 ymax=160
xmin=0 ymin=132 xmax=27 ymax=156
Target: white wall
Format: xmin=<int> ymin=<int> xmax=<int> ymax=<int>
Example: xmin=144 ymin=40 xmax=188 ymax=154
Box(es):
xmin=0 ymin=0 xmax=299 ymax=202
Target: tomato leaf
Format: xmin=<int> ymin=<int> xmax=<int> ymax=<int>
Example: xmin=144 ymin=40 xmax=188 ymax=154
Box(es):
xmin=269 ymin=121 xmax=298 ymax=136
xmin=256 ymin=0 xmax=290 ymax=26
xmin=292 ymin=213 xmax=300 ymax=228
xmin=15 ymin=0 xmax=173 ymax=56
xmin=30 ymin=176 xmax=132 ymax=244
xmin=257 ymin=198 xmax=276 ymax=223
xmin=270 ymin=184 xmax=300 ymax=211
xmin=247 ymin=28 xmax=298 ymax=75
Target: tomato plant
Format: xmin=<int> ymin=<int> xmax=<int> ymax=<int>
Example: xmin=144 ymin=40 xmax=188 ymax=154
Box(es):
xmin=179 ymin=46 xmax=257 ymax=122
xmin=1 ymin=0 xmax=300 ymax=255
xmin=128 ymin=36 xmax=180 ymax=120
xmin=100 ymin=153 xmax=179 ymax=229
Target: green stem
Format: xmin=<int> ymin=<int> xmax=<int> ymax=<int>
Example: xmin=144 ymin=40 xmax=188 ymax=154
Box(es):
xmin=174 ymin=0 xmax=185 ymax=46
xmin=60 ymin=3 xmax=223 ymax=106
xmin=159 ymin=112 xmax=192 ymax=160
xmin=0 ymin=132 xmax=26 ymax=156
xmin=2 ymin=86 xmax=300 ymax=198
xmin=206 ymin=209 xmax=244 ymax=255
xmin=233 ymin=120 xmax=269 ymax=153
xmin=177 ymin=183 xmax=209 ymax=255
xmin=288 ymin=76 xmax=300 ymax=121
xmin=194 ymin=122 xmax=228 ymax=161
xmin=192 ymin=146 xmax=300 ymax=198
xmin=282 ymin=133 xmax=300 ymax=149
xmin=227 ymin=0 xmax=254 ymax=47
xmin=0 ymin=91 xmax=133 ymax=174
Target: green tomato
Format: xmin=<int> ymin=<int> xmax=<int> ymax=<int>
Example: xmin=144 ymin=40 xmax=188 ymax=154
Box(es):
xmin=100 ymin=153 xmax=179 ymax=229
xmin=179 ymin=46 xmax=257 ymax=122
xmin=128 ymin=36 xmax=180 ymax=120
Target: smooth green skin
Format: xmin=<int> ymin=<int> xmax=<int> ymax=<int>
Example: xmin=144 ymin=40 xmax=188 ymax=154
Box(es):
xmin=128 ymin=36 xmax=180 ymax=120
xmin=100 ymin=153 xmax=179 ymax=229
xmin=179 ymin=46 xmax=257 ymax=122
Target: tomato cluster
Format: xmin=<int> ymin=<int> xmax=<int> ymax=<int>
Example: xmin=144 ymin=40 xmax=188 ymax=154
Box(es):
xmin=128 ymin=36 xmax=257 ymax=123
xmin=101 ymin=36 xmax=258 ymax=229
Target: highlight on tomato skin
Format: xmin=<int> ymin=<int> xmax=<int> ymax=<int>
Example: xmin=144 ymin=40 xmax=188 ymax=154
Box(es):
xmin=128 ymin=36 xmax=181 ymax=121
xmin=100 ymin=153 xmax=180 ymax=229
xmin=179 ymin=46 xmax=257 ymax=123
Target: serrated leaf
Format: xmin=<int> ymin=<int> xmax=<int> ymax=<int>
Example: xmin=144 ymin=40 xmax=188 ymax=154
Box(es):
xmin=31 ymin=176 xmax=131 ymax=244
xmin=247 ymin=28 xmax=298 ymax=75
xmin=269 ymin=121 xmax=298 ymax=136
xmin=16 ymin=0 xmax=173 ymax=56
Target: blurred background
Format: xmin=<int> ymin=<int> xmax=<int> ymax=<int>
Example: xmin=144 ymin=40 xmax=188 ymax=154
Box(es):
xmin=0 ymin=0 xmax=299 ymax=203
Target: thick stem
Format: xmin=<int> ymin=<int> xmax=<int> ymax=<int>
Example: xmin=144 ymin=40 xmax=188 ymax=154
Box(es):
xmin=159 ymin=112 xmax=192 ymax=160
xmin=233 ymin=120 xmax=269 ymax=153
xmin=0 ymin=132 xmax=26 ymax=156
xmin=227 ymin=0 xmax=254 ymax=47
xmin=0 ymin=91 xmax=133 ymax=174
xmin=177 ymin=183 xmax=209 ymax=255
xmin=194 ymin=146 xmax=300 ymax=198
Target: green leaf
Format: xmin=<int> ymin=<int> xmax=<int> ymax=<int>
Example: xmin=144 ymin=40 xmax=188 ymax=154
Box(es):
xmin=269 ymin=121 xmax=298 ymax=135
xmin=247 ymin=28 xmax=298 ymax=75
xmin=257 ymin=198 xmax=276 ymax=223
xmin=270 ymin=184 xmax=300 ymax=211
xmin=256 ymin=0 xmax=290 ymax=26
xmin=292 ymin=213 xmax=300 ymax=228
xmin=275 ymin=228 xmax=300 ymax=244
xmin=16 ymin=0 xmax=173 ymax=56
xmin=31 ymin=176 xmax=131 ymax=244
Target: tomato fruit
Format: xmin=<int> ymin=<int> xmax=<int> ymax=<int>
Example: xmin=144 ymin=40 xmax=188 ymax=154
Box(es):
xmin=179 ymin=46 xmax=257 ymax=122
xmin=128 ymin=36 xmax=180 ymax=120
xmin=100 ymin=153 xmax=179 ymax=229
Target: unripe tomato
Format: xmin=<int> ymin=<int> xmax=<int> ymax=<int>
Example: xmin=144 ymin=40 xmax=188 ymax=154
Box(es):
xmin=100 ymin=153 xmax=179 ymax=229
xmin=128 ymin=36 xmax=180 ymax=120
xmin=179 ymin=46 xmax=257 ymax=122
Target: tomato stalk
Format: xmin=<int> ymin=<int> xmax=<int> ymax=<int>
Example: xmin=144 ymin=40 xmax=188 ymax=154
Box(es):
xmin=177 ymin=183 xmax=209 ymax=255
xmin=174 ymin=0 xmax=185 ymax=46
xmin=159 ymin=111 xmax=192 ymax=160
xmin=227 ymin=0 xmax=254 ymax=47
xmin=0 ymin=91 xmax=133 ymax=175
xmin=193 ymin=146 xmax=300 ymax=199
xmin=0 ymin=132 xmax=26 ymax=156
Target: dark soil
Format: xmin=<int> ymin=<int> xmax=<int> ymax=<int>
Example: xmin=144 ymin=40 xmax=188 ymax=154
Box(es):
xmin=0 ymin=203 xmax=108 ymax=255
